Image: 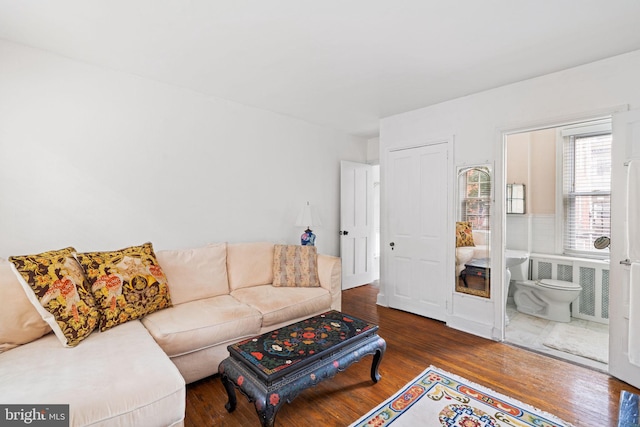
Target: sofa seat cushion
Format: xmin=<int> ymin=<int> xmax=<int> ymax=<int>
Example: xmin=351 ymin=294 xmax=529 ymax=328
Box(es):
xmin=455 ymin=246 xmax=475 ymax=265
xmin=231 ymin=285 xmax=331 ymax=328
xmin=141 ymin=295 xmax=262 ymax=357
xmin=472 ymin=245 xmax=489 ymax=259
xmin=0 ymin=320 xmax=185 ymax=427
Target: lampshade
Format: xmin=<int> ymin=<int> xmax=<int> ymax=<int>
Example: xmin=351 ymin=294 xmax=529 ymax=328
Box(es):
xmin=295 ymin=202 xmax=322 ymax=228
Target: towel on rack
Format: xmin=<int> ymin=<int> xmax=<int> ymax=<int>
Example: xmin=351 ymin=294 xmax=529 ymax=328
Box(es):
xmin=627 ymin=159 xmax=640 ymax=262
xmin=629 ymin=263 xmax=640 ymax=367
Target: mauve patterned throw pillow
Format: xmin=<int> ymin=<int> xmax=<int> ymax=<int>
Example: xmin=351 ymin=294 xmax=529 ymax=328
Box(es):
xmin=272 ymin=245 xmax=320 ymax=288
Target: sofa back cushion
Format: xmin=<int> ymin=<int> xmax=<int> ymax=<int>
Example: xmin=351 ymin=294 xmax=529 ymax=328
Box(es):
xmin=156 ymin=243 xmax=229 ymax=305
xmin=227 ymin=242 xmax=274 ymax=291
xmin=0 ymin=259 xmax=51 ymax=353
xmin=472 ymin=229 xmax=489 ymax=246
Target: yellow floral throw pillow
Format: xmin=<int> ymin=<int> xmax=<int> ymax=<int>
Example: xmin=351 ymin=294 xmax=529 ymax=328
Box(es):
xmin=456 ymin=221 xmax=476 ymax=247
xmin=9 ymin=247 xmax=100 ymax=347
xmin=76 ymin=242 xmax=172 ymax=332
xmin=272 ymin=245 xmax=320 ymax=287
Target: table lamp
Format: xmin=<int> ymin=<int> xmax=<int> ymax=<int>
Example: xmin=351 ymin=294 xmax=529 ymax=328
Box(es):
xmin=295 ymin=201 xmax=322 ymax=246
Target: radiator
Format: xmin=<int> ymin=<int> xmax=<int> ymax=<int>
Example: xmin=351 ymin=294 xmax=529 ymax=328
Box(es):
xmin=529 ymin=254 xmax=610 ymax=324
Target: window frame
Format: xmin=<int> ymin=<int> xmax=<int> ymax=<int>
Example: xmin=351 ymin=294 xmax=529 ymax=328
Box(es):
xmin=556 ymin=120 xmax=612 ymax=259
xmin=458 ymin=166 xmax=492 ymax=231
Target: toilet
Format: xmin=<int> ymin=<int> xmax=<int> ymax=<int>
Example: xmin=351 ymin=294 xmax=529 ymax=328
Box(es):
xmin=505 ymin=249 xmax=530 ymax=326
xmin=513 ymin=279 xmax=582 ymax=323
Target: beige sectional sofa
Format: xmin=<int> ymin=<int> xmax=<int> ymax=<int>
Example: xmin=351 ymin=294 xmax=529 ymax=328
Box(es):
xmin=455 ymin=229 xmax=490 ymax=276
xmin=0 ymin=242 xmax=342 ymax=426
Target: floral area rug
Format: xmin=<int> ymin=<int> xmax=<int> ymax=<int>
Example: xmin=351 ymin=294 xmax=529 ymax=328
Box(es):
xmin=349 ymin=366 xmax=573 ymax=427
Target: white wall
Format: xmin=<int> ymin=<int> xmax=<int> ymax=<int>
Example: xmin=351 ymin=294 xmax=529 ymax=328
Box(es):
xmin=379 ymin=49 xmax=640 ymax=339
xmin=366 ymin=137 xmax=380 ymax=164
xmin=0 ymin=40 xmax=367 ymax=257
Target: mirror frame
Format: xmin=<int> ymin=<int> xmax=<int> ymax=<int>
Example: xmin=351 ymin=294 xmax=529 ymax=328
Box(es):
xmin=455 ymin=165 xmax=492 ymax=298
xmin=506 ymin=183 xmax=526 ymax=214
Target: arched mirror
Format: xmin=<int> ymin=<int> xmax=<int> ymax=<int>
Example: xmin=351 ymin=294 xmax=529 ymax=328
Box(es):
xmin=455 ymin=165 xmax=492 ymax=298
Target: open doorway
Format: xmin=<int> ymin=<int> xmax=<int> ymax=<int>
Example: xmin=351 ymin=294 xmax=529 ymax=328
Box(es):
xmin=504 ymin=118 xmax=611 ymax=372
xmin=340 ymin=161 xmax=380 ymax=289
xmin=373 ymin=164 xmax=380 ymax=282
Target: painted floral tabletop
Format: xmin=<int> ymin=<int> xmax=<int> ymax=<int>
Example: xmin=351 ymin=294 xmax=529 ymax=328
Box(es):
xmin=228 ymin=310 xmax=377 ymax=381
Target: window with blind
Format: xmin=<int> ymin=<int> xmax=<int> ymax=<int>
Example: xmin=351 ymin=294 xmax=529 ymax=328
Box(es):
xmin=459 ymin=167 xmax=491 ymax=231
xmin=562 ymin=121 xmax=611 ymax=257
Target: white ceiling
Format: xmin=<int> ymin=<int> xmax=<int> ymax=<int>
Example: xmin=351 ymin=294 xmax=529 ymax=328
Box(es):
xmin=2 ymin=1 xmax=640 ymax=138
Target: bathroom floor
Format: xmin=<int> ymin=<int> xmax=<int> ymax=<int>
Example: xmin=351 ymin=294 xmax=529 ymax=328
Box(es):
xmin=505 ymin=300 xmax=609 ymax=372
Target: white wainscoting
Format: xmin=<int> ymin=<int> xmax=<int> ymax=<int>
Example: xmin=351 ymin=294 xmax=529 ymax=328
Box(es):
xmin=530 ymin=253 xmax=610 ymax=324
xmin=531 ymin=215 xmax=556 ymax=254
xmin=506 ymin=214 xmax=557 ymax=254
xmin=506 ymin=214 xmax=530 ymax=251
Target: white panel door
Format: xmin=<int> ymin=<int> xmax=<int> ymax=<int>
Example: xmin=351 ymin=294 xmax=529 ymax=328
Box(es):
xmin=609 ymin=109 xmax=640 ymax=389
xmin=340 ymin=161 xmax=375 ymax=289
xmin=387 ymin=143 xmax=449 ymax=321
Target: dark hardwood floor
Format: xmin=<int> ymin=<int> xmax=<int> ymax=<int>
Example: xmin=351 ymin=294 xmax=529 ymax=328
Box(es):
xmin=185 ymin=284 xmax=640 ymax=426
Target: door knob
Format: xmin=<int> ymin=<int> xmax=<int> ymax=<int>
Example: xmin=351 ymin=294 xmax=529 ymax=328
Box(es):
xmin=389 ymin=242 xmax=395 ymax=250
xmin=340 ymin=230 xmax=349 ymax=236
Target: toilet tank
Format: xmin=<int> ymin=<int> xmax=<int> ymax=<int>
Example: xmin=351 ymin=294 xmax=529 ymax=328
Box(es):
xmin=511 ymin=259 xmax=529 ymax=281
xmin=507 ymin=250 xmax=530 ymax=281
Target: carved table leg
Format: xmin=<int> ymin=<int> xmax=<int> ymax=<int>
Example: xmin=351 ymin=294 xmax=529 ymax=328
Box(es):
xmin=255 ymin=400 xmax=277 ymax=427
xmin=370 ymin=338 xmax=386 ymax=383
xmin=220 ymin=373 xmax=237 ymax=413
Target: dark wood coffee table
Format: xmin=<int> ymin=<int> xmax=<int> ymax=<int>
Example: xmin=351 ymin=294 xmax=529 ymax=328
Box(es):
xmin=460 ymin=257 xmax=491 ymax=287
xmin=218 ymin=310 xmax=386 ymax=427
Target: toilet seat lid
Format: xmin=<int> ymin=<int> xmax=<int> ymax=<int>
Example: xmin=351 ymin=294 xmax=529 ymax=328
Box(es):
xmin=537 ymin=279 xmax=582 ymax=290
